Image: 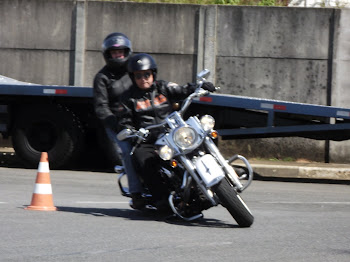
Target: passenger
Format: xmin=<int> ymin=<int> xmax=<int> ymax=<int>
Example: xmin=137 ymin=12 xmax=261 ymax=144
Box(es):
xmin=121 ymin=53 xmax=215 ymax=211
xmin=93 ymin=32 xmax=145 ymax=209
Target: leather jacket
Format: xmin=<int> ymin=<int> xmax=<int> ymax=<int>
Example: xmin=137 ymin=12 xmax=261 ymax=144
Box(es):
xmin=120 ymin=80 xmax=196 ymax=140
xmin=93 ymin=65 xmax=133 ymax=132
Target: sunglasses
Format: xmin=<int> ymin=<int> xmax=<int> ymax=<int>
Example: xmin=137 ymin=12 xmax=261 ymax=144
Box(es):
xmin=134 ymin=72 xmax=152 ymax=80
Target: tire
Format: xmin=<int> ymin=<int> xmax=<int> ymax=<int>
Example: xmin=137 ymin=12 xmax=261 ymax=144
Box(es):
xmin=213 ymin=178 xmax=254 ymax=227
xmin=12 ymin=105 xmax=85 ymax=169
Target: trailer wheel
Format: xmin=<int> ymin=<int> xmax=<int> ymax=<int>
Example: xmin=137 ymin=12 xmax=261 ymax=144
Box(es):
xmin=96 ymin=127 xmax=123 ymax=167
xmin=12 ymin=105 xmax=85 ymax=169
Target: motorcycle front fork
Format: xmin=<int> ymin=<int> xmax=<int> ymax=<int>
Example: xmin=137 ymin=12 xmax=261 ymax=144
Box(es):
xmin=204 ymin=137 xmax=254 ymax=192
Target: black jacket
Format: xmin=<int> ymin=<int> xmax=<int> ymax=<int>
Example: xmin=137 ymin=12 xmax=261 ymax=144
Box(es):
xmin=120 ymin=80 xmax=196 ymax=140
xmin=93 ymin=65 xmax=133 ymax=132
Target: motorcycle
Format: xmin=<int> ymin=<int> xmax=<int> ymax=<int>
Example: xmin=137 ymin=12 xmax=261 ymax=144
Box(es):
xmin=115 ymin=69 xmax=254 ymax=227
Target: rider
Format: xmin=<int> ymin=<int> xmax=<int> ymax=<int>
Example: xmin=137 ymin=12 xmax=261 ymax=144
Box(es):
xmin=93 ymin=32 xmax=144 ymax=209
xmin=121 ymin=53 xmax=216 ymax=211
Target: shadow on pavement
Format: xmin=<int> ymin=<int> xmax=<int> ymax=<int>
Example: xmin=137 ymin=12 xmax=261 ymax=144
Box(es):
xmin=253 ymin=172 xmax=350 ymax=185
xmin=57 ymin=206 xmax=238 ymax=228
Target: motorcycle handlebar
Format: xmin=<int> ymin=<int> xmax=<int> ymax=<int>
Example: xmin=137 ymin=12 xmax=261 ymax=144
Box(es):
xmin=178 ymin=86 xmax=208 ymax=115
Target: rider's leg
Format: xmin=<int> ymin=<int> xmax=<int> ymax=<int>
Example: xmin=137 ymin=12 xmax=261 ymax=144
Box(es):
xmin=104 ymin=127 xmax=143 ymax=194
xmin=133 ymin=143 xmax=169 ymax=204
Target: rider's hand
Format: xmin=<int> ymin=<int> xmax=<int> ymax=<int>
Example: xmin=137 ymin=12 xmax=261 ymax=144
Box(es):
xmin=201 ymin=82 xmax=216 ymax=92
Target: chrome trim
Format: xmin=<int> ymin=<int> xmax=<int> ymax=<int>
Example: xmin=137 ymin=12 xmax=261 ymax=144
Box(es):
xmin=228 ymin=154 xmax=254 ymax=191
xmin=168 ymin=193 xmax=203 ymax=221
xmin=178 ymin=155 xmax=217 ymax=206
xmin=204 ymin=137 xmax=244 ymax=191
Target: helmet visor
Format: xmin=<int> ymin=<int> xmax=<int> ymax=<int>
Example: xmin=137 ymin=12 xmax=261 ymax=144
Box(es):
xmin=103 ymin=35 xmax=131 ymax=52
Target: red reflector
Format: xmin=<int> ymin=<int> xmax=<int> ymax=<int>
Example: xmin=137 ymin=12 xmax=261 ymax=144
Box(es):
xmin=273 ymin=104 xmax=286 ymax=110
xmin=55 ymin=89 xmax=68 ymax=94
xmin=199 ymin=97 xmax=212 ymax=102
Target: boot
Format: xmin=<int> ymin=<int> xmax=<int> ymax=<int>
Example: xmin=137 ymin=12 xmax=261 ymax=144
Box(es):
xmin=130 ymin=193 xmax=146 ymax=210
xmin=155 ymin=198 xmax=172 ymax=214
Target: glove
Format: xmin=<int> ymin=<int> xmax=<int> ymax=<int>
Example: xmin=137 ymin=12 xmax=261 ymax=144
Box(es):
xmin=201 ymin=82 xmax=216 ymax=92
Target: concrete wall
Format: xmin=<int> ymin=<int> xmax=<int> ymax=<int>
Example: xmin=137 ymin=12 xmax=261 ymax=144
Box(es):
xmin=0 ymin=0 xmax=349 ymax=163
xmin=83 ymin=1 xmax=201 ymax=87
xmin=330 ymin=8 xmax=350 ymax=163
xmin=215 ymin=7 xmax=330 ymax=103
xmin=0 ymin=0 xmax=75 ymax=85
xmin=214 ymin=6 xmax=337 ymax=163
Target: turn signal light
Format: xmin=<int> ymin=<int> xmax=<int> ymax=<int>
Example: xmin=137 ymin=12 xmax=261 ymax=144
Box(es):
xmin=210 ymin=130 xmax=218 ymax=139
xmin=170 ymin=159 xmax=178 ymax=168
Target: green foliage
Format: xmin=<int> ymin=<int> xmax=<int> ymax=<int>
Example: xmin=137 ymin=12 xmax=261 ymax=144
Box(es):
xmin=258 ymin=0 xmax=277 ymax=6
xmin=110 ymin=0 xmax=290 ymax=6
xmin=215 ymin=0 xmax=241 ymax=4
xmin=216 ymin=0 xmax=289 ymax=5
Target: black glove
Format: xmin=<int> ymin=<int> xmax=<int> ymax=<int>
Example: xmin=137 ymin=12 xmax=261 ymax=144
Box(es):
xmin=201 ymin=82 xmax=216 ymax=92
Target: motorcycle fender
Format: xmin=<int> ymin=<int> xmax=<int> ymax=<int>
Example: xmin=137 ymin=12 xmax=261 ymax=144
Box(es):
xmin=195 ymin=154 xmax=225 ymax=188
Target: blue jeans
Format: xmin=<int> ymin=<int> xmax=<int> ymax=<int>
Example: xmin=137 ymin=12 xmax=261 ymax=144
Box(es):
xmin=105 ymin=127 xmax=143 ymax=194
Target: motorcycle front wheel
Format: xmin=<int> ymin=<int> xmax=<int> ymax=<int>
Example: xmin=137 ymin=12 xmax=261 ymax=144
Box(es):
xmin=213 ymin=178 xmax=254 ymax=227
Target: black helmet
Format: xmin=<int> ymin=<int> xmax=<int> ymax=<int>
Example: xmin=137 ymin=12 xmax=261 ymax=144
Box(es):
xmin=102 ymin=32 xmax=132 ymax=70
xmin=127 ymin=53 xmax=157 ymax=80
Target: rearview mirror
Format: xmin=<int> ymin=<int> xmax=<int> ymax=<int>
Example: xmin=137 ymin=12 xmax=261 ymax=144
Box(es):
xmin=197 ymin=69 xmax=210 ymax=81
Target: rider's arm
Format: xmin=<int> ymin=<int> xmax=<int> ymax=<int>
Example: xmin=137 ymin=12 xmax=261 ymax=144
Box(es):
xmin=160 ymin=80 xmax=197 ymax=100
xmin=116 ymin=99 xmax=135 ymax=133
xmin=93 ymin=73 xmax=119 ymax=132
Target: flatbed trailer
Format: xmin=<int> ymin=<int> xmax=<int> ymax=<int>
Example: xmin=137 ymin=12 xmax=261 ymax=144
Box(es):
xmin=1 ymin=75 xmax=350 ymax=168
xmin=0 ymin=76 xmax=96 ymax=168
xmin=192 ymin=94 xmax=350 ymax=142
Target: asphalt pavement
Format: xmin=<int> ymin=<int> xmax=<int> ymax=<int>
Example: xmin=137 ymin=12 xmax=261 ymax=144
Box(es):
xmin=0 ymin=146 xmax=349 ymax=182
xmin=1 ymin=168 xmax=350 ymax=262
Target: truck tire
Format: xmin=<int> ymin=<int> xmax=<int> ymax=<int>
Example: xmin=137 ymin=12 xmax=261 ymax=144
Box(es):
xmin=12 ymin=105 xmax=85 ymax=169
xmin=96 ymin=127 xmax=123 ymax=167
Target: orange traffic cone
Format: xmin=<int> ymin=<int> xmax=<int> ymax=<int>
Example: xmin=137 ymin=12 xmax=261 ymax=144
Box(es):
xmin=25 ymin=152 xmax=57 ymax=211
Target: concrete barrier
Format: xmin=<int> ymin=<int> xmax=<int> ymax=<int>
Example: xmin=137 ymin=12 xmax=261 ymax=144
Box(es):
xmin=250 ymin=160 xmax=350 ymax=181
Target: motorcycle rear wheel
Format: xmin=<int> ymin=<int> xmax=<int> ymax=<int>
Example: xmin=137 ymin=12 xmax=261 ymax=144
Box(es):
xmin=213 ymin=178 xmax=254 ymax=227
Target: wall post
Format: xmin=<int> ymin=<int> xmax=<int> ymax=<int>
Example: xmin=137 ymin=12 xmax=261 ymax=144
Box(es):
xmin=203 ymin=6 xmax=217 ymax=83
xmin=73 ymin=0 xmax=87 ymax=86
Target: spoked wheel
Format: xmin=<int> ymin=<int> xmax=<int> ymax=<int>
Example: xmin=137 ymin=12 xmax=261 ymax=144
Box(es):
xmin=213 ymin=178 xmax=254 ymax=227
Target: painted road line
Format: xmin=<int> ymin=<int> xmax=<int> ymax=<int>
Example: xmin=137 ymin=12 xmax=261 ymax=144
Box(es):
xmin=76 ymin=201 xmax=129 ymax=204
xmin=263 ymin=201 xmax=350 ymax=205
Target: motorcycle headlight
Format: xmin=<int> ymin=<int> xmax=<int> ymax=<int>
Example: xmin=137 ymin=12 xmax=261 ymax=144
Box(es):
xmin=200 ymin=115 xmax=215 ymax=131
xmin=173 ymin=126 xmax=197 ymax=149
xmin=158 ymin=145 xmax=174 ymax=161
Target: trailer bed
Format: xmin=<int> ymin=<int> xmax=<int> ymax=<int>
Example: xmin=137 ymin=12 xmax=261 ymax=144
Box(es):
xmin=194 ymin=94 xmax=350 ymax=141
